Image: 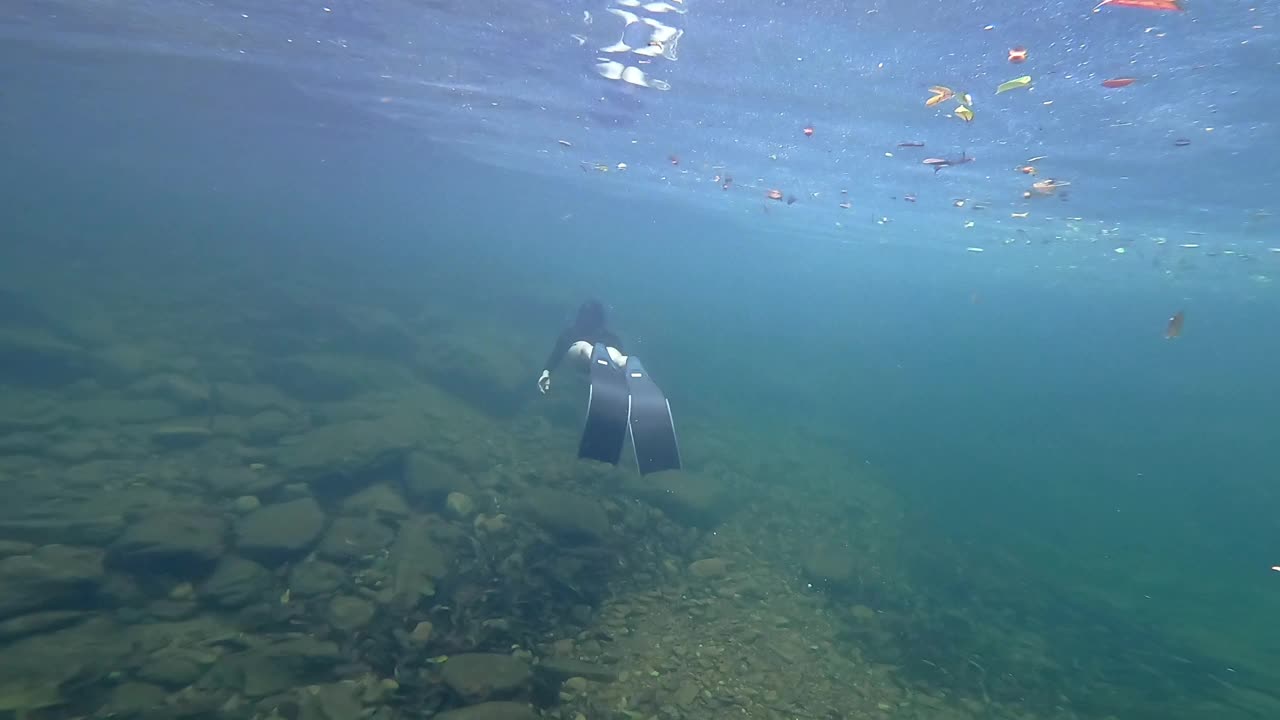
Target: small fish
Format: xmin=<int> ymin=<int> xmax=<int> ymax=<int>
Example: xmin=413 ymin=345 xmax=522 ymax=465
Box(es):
xmin=1174 ymin=138 xmax=1191 ymax=147
xmin=1164 ymin=310 xmax=1184 ymax=339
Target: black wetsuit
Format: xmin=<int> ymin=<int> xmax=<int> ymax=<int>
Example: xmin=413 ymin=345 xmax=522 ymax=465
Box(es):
xmin=543 ymin=324 xmax=624 ymax=373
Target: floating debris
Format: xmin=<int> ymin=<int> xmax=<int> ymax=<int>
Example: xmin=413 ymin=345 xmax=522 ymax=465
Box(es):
xmin=996 ymin=75 xmax=1033 ymax=94
xmin=1102 ymin=77 xmax=1137 ymax=88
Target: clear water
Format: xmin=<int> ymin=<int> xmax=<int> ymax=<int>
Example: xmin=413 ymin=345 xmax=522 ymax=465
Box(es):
xmin=3 ymin=0 xmax=1279 ymax=718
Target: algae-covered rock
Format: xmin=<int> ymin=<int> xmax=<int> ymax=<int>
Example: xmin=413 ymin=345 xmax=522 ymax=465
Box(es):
xmin=435 ymin=702 xmax=539 ymax=720
xmin=274 ymin=416 xmax=416 ymax=494
xmin=198 ymin=555 xmax=273 ymax=608
xmin=524 ymin=488 xmax=610 ymax=543
xmin=802 ymin=543 xmax=858 ymax=590
xmin=203 ymin=465 xmax=286 ymax=497
xmin=317 ymin=516 xmax=394 ymax=562
xmin=623 ymin=470 xmax=729 ymax=527
xmin=289 ymin=559 xmax=345 ymax=597
xmin=0 ymin=545 xmax=104 ymax=619
xmin=441 ymin=653 xmax=532 ymax=703
xmin=0 ymin=610 xmax=86 ymax=640
xmin=403 ymin=451 xmax=478 ymax=507
xmin=328 ymin=595 xmax=376 ymax=632
xmin=130 ymin=373 xmax=210 ymax=412
xmin=0 ymin=328 xmax=89 ymax=386
xmin=339 ymin=483 xmax=410 ymax=520
xmin=258 ymin=354 xmax=386 ymax=401
xmin=109 ymin=513 xmax=227 ymax=572
xmin=234 ymin=497 xmax=326 ymax=560
xmin=208 ymin=636 xmax=342 ymax=698
xmin=149 ymin=425 xmax=213 ymax=449
xmin=388 ymin=517 xmax=449 ymax=611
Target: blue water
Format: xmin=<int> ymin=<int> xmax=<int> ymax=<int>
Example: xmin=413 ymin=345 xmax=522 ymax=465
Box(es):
xmin=4 ymin=0 xmax=1280 ymax=717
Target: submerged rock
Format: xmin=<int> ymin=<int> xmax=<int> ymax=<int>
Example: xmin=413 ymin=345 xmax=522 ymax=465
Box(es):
xmin=403 ymin=451 xmax=477 ymax=507
xmin=274 ymin=417 xmax=415 ymax=495
xmin=339 ymin=483 xmax=410 ymax=520
xmin=441 ymin=653 xmax=532 ymax=703
xmin=0 ymin=545 xmax=105 ymax=619
xmin=623 ymin=471 xmax=729 ymax=527
xmin=234 ymin=497 xmax=326 ymax=561
xmin=317 ymin=517 xmax=394 ymax=563
xmin=198 ymin=556 xmax=273 ymax=608
xmin=387 ymin=517 xmax=449 ymax=611
xmin=108 ymin=514 xmax=227 ymax=573
xmin=524 ymin=488 xmax=610 ymax=543
xmin=434 ymin=702 xmax=539 ymax=720
xmin=288 ymin=559 xmax=346 ymax=597
xmin=130 ymin=373 xmax=210 ymax=413
xmin=203 ymin=465 xmax=286 ymax=498
xmin=0 ymin=610 xmax=87 ymax=640
xmin=0 ymin=329 xmax=90 ymax=386
xmin=328 ymin=595 xmax=376 ymax=632
xmin=149 ymin=425 xmax=213 ymax=449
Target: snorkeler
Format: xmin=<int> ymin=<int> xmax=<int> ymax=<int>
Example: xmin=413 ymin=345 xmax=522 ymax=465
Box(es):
xmin=538 ymin=300 xmax=681 ymax=475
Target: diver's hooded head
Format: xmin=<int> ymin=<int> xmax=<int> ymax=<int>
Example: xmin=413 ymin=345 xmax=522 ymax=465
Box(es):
xmin=575 ymin=299 xmax=607 ymax=332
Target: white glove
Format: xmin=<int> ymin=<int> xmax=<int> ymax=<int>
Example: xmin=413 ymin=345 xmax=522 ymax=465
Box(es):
xmin=537 ymin=370 xmax=551 ymax=394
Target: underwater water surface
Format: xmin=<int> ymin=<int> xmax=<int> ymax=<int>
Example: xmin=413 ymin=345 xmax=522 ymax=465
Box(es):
xmin=2 ymin=1 xmax=1279 ymax=719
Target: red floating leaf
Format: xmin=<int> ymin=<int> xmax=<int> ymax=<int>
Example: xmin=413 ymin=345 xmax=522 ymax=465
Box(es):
xmin=1097 ymin=0 xmax=1184 ymax=11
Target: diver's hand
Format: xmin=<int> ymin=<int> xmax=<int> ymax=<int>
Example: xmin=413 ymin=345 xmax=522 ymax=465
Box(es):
xmin=538 ymin=370 xmax=551 ymax=395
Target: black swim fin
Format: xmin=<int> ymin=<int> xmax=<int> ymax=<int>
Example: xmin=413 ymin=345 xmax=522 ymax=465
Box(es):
xmin=624 ymin=356 xmax=681 ymax=475
xmin=577 ymin=342 xmax=629 ymax=466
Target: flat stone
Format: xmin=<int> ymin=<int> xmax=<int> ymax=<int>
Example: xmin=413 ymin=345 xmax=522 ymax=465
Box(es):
xmin=328 ymin=595 xmax=376 ymax=632
xmin=203 ymin=465 xmax=286 ymax=497
xmin=288 ymin=560 xmax=345 ymax=597
xmin=441 ymin=653 xmax=531 ymax=703
xmin=524 ymin=488 xmax=609 ymax=543
xmin=234 ymin=497 xmax=326 ymax=561
xmin=317 ymin=517 xmax=394 ymax=563
xmin=387 ymin=517 xmax=449 ymax=611
xmin=0 ymin=545 xmax=104 ymax=619
xmin=688 ymin=558 xmax=728 ymax=579
xmin=403 ymin=451 xmax=477 ymax=507
xmin=535 ymin=657 xmax=619 ymax=683
xmin=150 ymin=425 xmax=213 ymax=449
xmin=623 ymin=470 xmax=730 ymax=527
xmin=339 ymin=483 xmax=410 ymax=520
xmin=435 ymin=702 xmax=539 ymax=720
xmin=0 ymin=610 xmax=87 ymax=640
xmin=198 ymin=556 xmax=273 ymax=608
xmin=109 ymin=514 xmax=226 ymax=572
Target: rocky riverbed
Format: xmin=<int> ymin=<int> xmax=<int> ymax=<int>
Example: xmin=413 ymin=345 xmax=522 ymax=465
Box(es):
xmin=0 ymin=277 xmax=1264 ymax=720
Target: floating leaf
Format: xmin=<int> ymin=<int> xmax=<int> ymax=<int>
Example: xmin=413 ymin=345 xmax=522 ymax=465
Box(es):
xmin=996 ymin=75 xmax=1033 ymax=94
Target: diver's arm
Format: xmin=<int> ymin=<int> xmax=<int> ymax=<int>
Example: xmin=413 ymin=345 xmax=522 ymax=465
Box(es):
xmin=539 ymin=328 xmax=575 ymax=394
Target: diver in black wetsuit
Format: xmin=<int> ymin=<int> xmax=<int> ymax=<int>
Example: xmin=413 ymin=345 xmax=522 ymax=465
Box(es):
xmin=537 ymin=300 xmax=625 ymax=395
xmin=537 ymin=300 xmax=681 ymax=475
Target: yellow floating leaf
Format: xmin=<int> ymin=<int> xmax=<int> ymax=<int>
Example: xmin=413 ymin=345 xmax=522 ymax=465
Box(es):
xmin=954 ymin=105 xmax=974 ymax=122
xmin=996 ymin=75 xmax=1032 ymax=94
xmin=926 ymin=85 xmax=954 ymax=107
